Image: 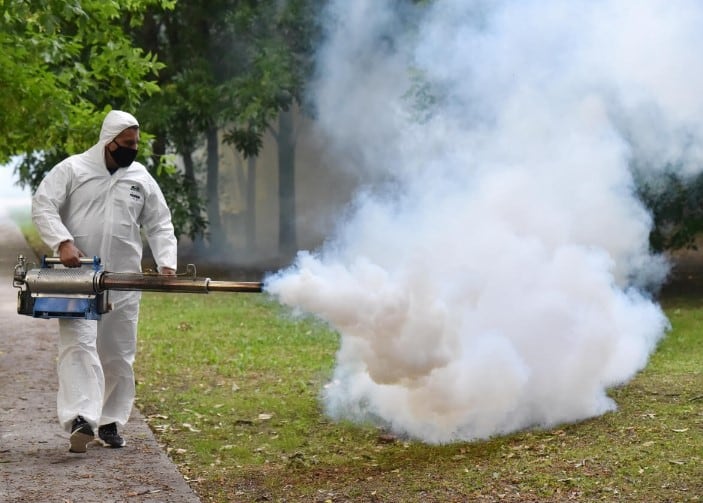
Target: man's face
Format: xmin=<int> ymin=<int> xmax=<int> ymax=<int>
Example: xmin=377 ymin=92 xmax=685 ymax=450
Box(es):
xmin=109 ymin=127 xmax=140 ymax=152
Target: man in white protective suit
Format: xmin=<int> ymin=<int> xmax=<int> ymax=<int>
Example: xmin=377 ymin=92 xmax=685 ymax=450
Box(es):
xmin=32 ymin=109 xmax=177 ymax=453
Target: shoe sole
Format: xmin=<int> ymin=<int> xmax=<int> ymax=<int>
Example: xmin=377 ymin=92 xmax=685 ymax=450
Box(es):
xmin=69 ymin=431 xmax=94 ymax=453
xmin=98 ymin=437 xmax=126 ymax=448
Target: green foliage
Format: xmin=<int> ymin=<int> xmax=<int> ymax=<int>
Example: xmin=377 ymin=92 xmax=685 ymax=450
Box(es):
xmin=635 ymin=169 xmax=703 ymax=252
xmin=137 ymin=2 xmax=230 ymax=143
xmin=1 ymin=0 xmax=207 ymax=240
xmin=135 ymin=0 xmax=323 ymax=159
xmin=136 ymin=292 xmax=703 ymax=502
xmin=0 ymin=0 xmax=171 ymax=164
xmin=220 ymin=0 xmax=324 ymax=157
xmin=151 ymin=154 xmax=208 ymax=240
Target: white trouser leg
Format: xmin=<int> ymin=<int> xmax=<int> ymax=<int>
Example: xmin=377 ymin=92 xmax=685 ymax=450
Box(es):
xmin=97 ymin=290 xmax=141 ymax=427
xmin=57 ymin=318 xmax=103 ymax=432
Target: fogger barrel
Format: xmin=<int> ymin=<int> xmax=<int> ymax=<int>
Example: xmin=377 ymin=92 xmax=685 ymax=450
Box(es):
xmin=101 ymin=272 xmax=262 ymax=294
xmin=13 ymin=255 xmax=263 ymax=320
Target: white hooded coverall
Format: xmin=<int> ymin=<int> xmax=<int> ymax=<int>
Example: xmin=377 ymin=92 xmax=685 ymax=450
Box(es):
xmin=32 ymin=110 xmax=177 ymax=432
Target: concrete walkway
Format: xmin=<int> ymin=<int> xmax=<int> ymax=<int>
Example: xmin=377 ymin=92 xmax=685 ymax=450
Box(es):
xmin=0 ymin=209 xmax=201 ymax=502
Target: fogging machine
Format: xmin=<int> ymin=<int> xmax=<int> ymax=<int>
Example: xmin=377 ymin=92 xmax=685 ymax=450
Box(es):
xmin=13 ymin=255 xmax=263 ymax=320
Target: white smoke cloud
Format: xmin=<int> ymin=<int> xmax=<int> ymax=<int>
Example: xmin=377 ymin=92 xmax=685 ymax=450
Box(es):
xmin=265 ymin=0 xmax=698 ymax=442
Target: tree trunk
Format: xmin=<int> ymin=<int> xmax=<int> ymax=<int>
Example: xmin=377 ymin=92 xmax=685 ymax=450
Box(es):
xmin=206 ymin=126 xmax=223 ymax=250
xmin=149 ymin=135 xmax=167 ymax=172
xmin=182 ymin=148 xmax=206 ymax=250
xmin=277 ymin=109 xmax=297 ymax=259
xmin=246 ymin=155 xmax=257 ymax=253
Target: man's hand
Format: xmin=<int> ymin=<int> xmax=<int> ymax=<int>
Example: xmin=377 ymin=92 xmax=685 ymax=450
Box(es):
xmin=160 ymin=267 xmax=176 ymax=276
xmin=58 ymin=240 xmax=85 ymax=267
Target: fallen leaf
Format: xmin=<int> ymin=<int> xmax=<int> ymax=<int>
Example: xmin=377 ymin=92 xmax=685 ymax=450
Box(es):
xmin=182 ymin=423 xmax=201 ymax=432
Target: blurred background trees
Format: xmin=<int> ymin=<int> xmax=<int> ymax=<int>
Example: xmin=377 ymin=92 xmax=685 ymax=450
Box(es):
xmin=3 ymin=0 xmax=702 ymax=265
xmin=4 ymin=0 xmax=323 ymax=263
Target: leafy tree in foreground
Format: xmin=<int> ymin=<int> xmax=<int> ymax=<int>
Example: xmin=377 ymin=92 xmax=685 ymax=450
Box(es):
xmin=0 ymin=0 xmax=209 ymax=240
xmin=1 ymin=0 xmax=172 ymax=162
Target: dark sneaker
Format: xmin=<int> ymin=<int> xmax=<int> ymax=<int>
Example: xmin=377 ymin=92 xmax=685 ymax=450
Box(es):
xmin=98 ymin=422 xmax=126 ymax=448
xmin=69 ymin=416 xmax=94 ymax=453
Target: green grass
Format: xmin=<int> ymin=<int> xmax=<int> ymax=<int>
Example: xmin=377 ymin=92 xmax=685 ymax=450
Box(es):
xmin=136 ymin=292 xmax=703 ymax=503
xmin=10 ymin=209 xmax=702 ymax=502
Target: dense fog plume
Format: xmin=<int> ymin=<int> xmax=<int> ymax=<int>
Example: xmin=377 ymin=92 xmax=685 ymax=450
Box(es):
xmin=264 ymin=0 xmax=703 ymax=443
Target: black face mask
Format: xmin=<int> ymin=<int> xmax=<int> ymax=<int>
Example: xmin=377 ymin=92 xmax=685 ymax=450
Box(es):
xmin=109 ymin=140 xmax=138 ymax=168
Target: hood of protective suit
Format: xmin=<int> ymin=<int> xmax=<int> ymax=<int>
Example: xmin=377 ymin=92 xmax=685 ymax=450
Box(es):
xmin=99 ymin=110 xmax=139 ymax=146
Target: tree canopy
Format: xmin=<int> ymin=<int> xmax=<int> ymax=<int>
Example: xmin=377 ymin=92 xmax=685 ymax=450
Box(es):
xmin=4 ymin=0 xmax=697 ymax=254
xmin=0 ymin=0 xmax=173 ymax=161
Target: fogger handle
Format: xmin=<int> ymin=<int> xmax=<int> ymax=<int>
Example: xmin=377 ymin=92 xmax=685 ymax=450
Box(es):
xmin=42 ymin=257 xmax=99 ymax=266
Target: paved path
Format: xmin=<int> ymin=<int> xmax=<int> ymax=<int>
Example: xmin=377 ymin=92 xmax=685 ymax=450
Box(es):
xmin=0 ymin=209 xmax=201 ymax=503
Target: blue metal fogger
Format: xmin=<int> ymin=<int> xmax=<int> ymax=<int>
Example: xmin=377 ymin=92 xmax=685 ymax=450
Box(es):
xmin=13 ymin=255 xmax=262 ymax=320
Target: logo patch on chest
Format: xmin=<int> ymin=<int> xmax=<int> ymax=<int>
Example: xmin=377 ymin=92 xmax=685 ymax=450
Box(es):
xmin=129 ymin=185 xmax=141 ymax=200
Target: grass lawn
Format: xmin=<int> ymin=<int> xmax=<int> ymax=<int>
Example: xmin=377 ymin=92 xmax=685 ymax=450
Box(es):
xmin=135 ymin=292 xmax=703 ymax=503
